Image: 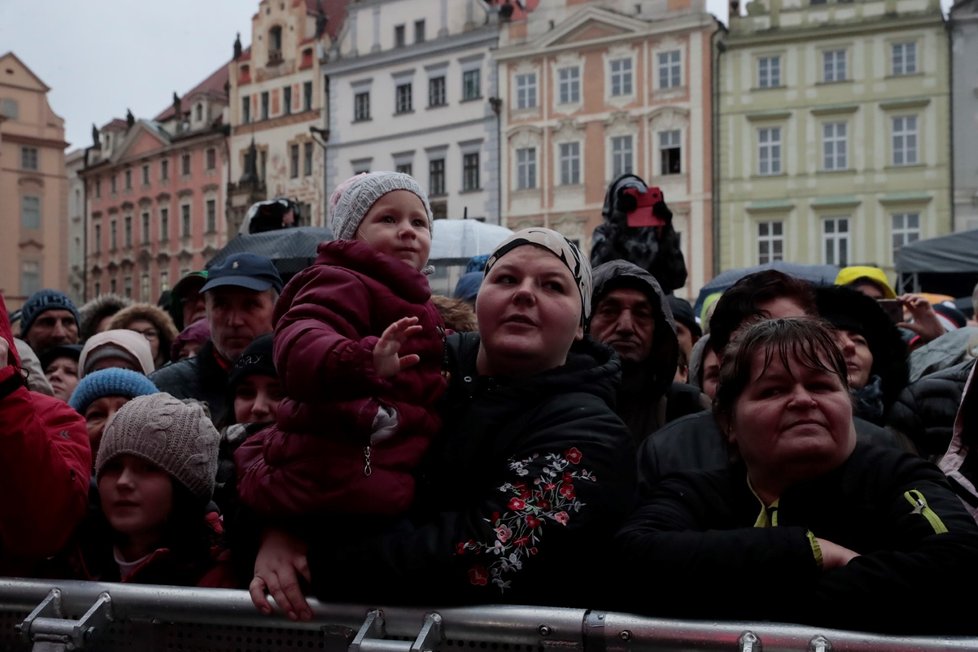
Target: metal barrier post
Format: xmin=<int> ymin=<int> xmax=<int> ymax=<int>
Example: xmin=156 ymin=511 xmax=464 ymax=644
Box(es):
xmin=350 ymin=609 xmax=443 ymax=652
xmin=16 ymin=589 xmax=112 ymax=652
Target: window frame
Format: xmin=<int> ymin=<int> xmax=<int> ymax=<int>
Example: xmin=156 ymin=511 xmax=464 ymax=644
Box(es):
xmin=822 ymin=121 xmax=848 ymax=171
xmin=558 ymin=142 xmax=581 ymax=186
xmin=757 ymin=126 xmax=783 ymax=176
xmin=396 ymin=83 xmax=413 ymax=114
xmin=515 ymin=147 xmax=537 ymax=190
xmin=462 ymin=69 xmax=481 ymax=101
xmin=610 ymin=135 xmax=634 ymax=179
xmin=891 ymin=115 xmax=919 ymax=166
xmin=821 ymin=216 xmax=849 ymax=266
xmin=609 ymin=58 xmax=633 ymax=97
xmin=515 ymin=72 xmax=537 ymax=110
xmin=758 ymin=55 xmax=781 ymax=89
xmin=657 ymin=50 xmax=682 ymax=90
xmin=462 ymin=152 xmax=480 ymax=191
xmin=428 ymin=76 xmax=446 ymax=108
xmin=758 ymin=221 xmax=785 ymax=264
xmin=659 ymin=129 xmax=682 ymax=175
xmin=557 ymin=67 xmax=581 ymax=104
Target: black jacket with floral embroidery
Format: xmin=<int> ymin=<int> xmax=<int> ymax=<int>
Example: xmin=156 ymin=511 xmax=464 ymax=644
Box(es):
xmin=306 ymin=332 xmax=636 ymax=607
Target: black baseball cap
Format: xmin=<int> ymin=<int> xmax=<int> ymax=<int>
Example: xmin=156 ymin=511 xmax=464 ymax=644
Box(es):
xmin=202 ymin=253 xmax=283 ymax=293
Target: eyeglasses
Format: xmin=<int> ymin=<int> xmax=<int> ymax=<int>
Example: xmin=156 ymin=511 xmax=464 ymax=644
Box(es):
xmin=132 ymin=328 xmax=159 ymax=341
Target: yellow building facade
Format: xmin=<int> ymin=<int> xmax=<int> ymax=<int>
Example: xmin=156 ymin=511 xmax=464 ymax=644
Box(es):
xmin=718 ymin=0 xmax=951 ymax=282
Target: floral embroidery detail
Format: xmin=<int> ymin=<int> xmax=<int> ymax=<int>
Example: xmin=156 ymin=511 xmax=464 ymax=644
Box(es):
xmin=455 ymin=448 xmax=596 ymax=592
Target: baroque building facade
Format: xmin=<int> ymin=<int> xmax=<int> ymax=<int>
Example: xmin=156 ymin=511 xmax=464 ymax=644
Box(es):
xmin=80 ymin=63 xmax=230 ymax=302
xmin=950 ymin=0 xmax=978 ymax=231
xmin=717 ymin=0 xmax=951 ymax=280
xmin=494 ymin=0 xmax=719 ymax=300
xmin=226 ymin=0 xmax=348 ymax=232
xmin=0 ymin=52 xmax=69 ymax=309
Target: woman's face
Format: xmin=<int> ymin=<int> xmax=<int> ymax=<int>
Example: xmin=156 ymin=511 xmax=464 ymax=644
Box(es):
xmin=45 ymin=355 xmax=79 ymax=402
xmin=728 ymin=347 xmax=855 ymax=497
xmin=475 ymin=246 xmax=583 ymax=376
xmin=98 ymin=454 xmax=173 ymax=547
xmin=835 ymin=329 xmax=873 ymax=389
xmin=127 ymin=319 xmax=161 ymax=363
xmin=233 ymin=375 xmax=285 ymax=424
xmin=701 ymin=348 xmax=720 ymax=400
xmin=85 ymin=395 xmax=131 ymax=458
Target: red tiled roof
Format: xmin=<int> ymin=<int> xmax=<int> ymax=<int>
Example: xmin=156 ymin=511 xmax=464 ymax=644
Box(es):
xmin=154 ymin=61 xmax=231 ymax=121
xmin=100 ymin=118 xmax=128 ymax=131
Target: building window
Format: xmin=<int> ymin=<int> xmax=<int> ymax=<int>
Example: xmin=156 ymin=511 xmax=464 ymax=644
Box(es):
xmin=558 ymin=142 xmax=581 ymax=185
xmin=822 ymin=122 xmax=847 ymax=171
xmin=823 ymin=49 xmax=847 ymax=82
xmin=21 ymin=147 xmax=38 ymax=170
xmin=21 ymin=195 xmax=41 ymax=229
xmin=269 ymin=25 xmax=282 ymax=54
xmin=160 ymin=207 xmax=169 ymax=241
xmin=892 ymin=115 xmax=918 ymax=165
xmin=20 ymin=261 xmax=40 ymax=298
xmin=758 ymin=55 xmax=781 ymax=88
xmin=195 ymin=104 xmax=203 ymax=122
xmin=516 ymin=147 xmax=536 ymax=190
xmin=611 ymin=135 xmax=634 ymax=178
xmin=395 ymin=24 xmax=406 ymax=47
xmin=304 ymin=142 xmax=313 ymax=176
xmin=0 ymin=98 xmax=18 ymax=119
xmin=261 ymin=91 xmax=269 ymax=120
xmin=124 ymin=216 xmax=132 ymax=247
xmin=429 ymin=158 xmax=446 ymax=196
xmin=242 ymin=96 xmax=251 ymax=123
xmin=142 ymin=164 xmax=150 ymax=185
xmin=822 ymin=217 xmax=849 ymax=266
xmin=111 ymin=176 xmax=117 ymax=194
xmin=515 ymin=73 xmax=536 ymax=109
xmin=206 ymin=199 xmax=216 ymax=232
xmin=610 ymin=58 xmax=633 ymax=96
xmin=290 ymin=144 xmax=300 ymax=179
xmin=206 ymin=148 xmax=216 ymax=170
xmin=160 ymin=271 xmax=169 ymax=292
xmin=181 ymin=153 xmax=191 ymax=176
xmin=141 ymin=212 xmax=150 ymax=244
xmin=110 ymin=278 xmax=117 ymax=294
xmin=658 ymin=50 xmax=681 ymax=89
xmin=304 ymin=81 xmax=313 ymax=111
xmin=161 ymin=159 xmax=169 ymax=181
xmin=659 ymin=130 xmax=682 ymax=175
xmin=94 ymin=223 xmax=102 ymax=250
xmin=892 ymin=42 xmax=917 ymax=76
xmin=396 ymin=162 xmax=413 ymax=176
xmin=141 ymin=274 xmax=150 ymax=301
xmin=428 ymin=77 xmax=446 ymax=107
xmin=758 ymin=221 xmax=784 ymax=264
xmin=558 ymin=67 xmax=580 ymax=104
xmin=354 ymin=91 xmax=371 ymax=120
xmin=463 ymin=69 xmax=481 ymax=101
xmin=110 ymin=220 xmax=118 ymax=250
xmin=463 ymin=153 xmax=480 ymax=191
xmin=414 ymin=19 xmax=425 ymax=43
xmin=181 ymin=205 xmax=191 ymax=237
xmin=758 ymin=127 xmax=782 ymax=175
xmin=396 ymin=83 xmax=413 ymax=113
xmin=95 ymin=178 xmax=101 ymax=198
xmin=283 ymin=86 xmax=292 ymax=114
xmin=892 ymin=212 xmax=920 ymax=252
xmin=124 ymin=169 xmax=132 ymax=190
xmin=124 ymin=276 xmax=133 ymax=298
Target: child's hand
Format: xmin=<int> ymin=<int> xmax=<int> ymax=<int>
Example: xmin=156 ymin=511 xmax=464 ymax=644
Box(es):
xmin=374 ymin=316 xmax=423 ymax=377
xmin=250 ymin=528 xmax=313 ymax=621
xmin=897 ymin=294 xmax=945 ymax=343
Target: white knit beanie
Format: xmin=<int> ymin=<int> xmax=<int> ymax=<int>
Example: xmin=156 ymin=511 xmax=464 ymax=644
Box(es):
xmin=79 ymin=328 xmax=156 ymax=377
xmin=95 ymin=393 xmax=219 ymax=502
xmin=329 ymin=171 xmax=434 ymax=241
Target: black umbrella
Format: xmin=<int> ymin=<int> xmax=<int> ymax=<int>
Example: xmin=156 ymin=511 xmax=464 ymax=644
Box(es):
xmin=208 ymin=226 xmax=333 ymax=281
xmin=692 ymin=261 xmax=840 ymax=319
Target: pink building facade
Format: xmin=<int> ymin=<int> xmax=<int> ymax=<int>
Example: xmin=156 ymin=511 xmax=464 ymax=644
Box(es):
xmin=80 ymin=65 xmax=230 ymax=303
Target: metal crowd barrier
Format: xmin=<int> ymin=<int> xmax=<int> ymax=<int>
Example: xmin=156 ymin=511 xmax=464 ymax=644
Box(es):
xmin=1 ymin=578 xmax=975 ymax=652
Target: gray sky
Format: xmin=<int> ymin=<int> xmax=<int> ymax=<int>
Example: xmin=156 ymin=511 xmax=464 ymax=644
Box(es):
xmin=0 ymin=0 xmax=256 ymax=152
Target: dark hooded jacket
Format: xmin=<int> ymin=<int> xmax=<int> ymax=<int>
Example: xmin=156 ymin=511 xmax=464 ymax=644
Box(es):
xmin=590 ymin=260 xmax=707 ymax=443
xmin=589 ymin=174 xmax=687 ymax=293
xmin=304 ymin=332 xmax=637 ymax=608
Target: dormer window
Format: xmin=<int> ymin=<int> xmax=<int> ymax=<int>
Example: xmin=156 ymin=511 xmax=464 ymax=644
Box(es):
xmin=195 ymin=103 xmax=203 ymax=122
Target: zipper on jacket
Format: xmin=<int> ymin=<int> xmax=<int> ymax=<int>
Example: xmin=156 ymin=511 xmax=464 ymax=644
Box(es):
xmin=903 ymin=489 xmax=948 ymax=534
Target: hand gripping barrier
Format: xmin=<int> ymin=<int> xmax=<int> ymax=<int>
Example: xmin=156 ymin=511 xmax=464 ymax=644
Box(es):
xmin=1 ymin=578 xmax=977 ymax=652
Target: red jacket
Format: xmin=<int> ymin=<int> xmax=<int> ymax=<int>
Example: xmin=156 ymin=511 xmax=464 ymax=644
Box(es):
xmin=0 ymin=295 xmax=91 ymax=575
xmin=236 ymin=240 xmax=446 ymax=516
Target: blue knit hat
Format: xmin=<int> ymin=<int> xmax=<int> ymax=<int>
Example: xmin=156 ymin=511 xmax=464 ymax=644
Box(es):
xmin=20 ymin=289 xmax=80 ymax=338
xmin=69 ymin=368 xmax=158 ymax=415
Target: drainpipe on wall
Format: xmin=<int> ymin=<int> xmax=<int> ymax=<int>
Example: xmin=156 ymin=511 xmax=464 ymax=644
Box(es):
xmin=712 ymin=22 xmax=727 ymax=278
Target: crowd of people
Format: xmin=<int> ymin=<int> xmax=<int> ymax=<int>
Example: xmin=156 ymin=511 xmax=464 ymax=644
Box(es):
xmin=2 ymin=170 xmax=977 ymax=636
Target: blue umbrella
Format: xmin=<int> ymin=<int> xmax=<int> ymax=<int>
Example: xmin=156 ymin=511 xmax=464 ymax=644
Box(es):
xmin=693 ymin=261 xmax=841 ymax=320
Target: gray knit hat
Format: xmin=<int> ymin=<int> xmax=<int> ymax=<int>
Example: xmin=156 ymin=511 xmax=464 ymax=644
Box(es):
xmin=329 ymin=171 xmax=434 ymax=242
xmin=95 ymin=393 xmax=219 ymax=502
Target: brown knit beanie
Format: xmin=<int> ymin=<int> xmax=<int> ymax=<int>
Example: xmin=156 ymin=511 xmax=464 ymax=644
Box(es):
xmin=95 ymin=393 xmax=219 ymax=502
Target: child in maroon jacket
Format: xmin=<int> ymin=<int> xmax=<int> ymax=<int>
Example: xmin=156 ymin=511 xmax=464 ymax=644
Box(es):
xmin=235 ymin=172 xmax=446 ymax=521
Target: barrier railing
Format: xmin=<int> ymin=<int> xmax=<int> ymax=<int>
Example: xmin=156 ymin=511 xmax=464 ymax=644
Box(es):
xmin=1 ymin=578 xmax=975 ymax=652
